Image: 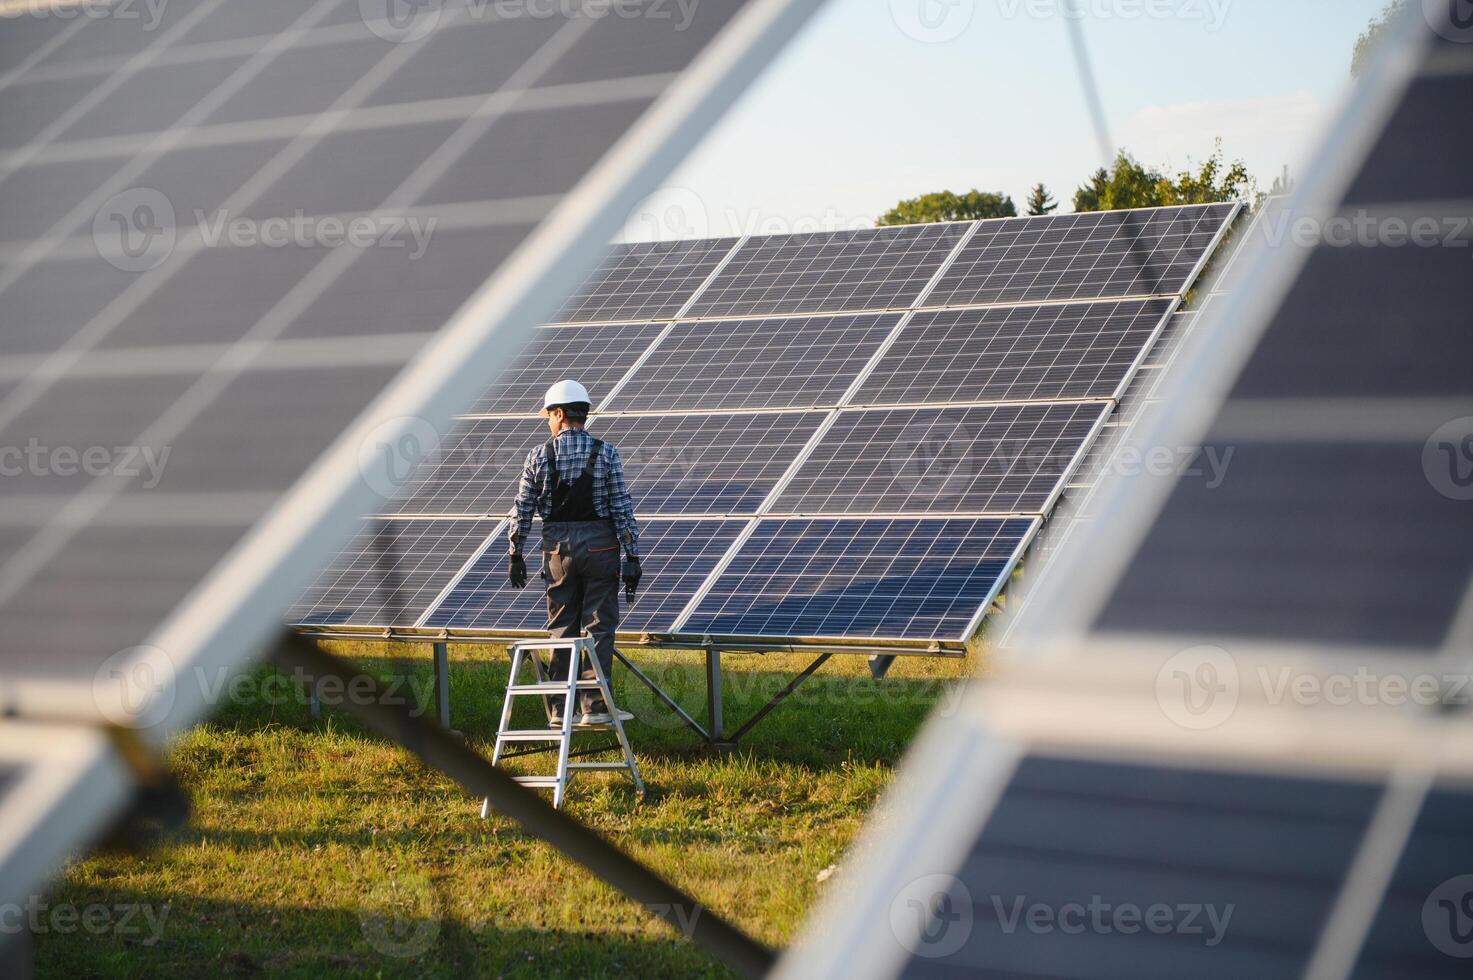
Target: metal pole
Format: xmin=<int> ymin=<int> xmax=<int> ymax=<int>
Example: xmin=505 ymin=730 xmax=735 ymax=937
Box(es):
xmin=705 ymin=646 xmax=724 ymax=744
xmin=612 ymin=650 xmax=709 ymax=742
xmin=432 ymin=641 xmax=451 ymax=729
xmin=727 ymin=653 xmax=832 ymax=744
xmin=271 ymin=634 xmax=774 ymax=979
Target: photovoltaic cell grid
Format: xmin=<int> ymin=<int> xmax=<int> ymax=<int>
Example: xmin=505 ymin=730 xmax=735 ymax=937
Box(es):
xmin=426 ymin=519 xmax=747 ymax=633
xmin=852 ymin=299 xmax=1177 ymax=406
xmin=288 ymin=519 xmax=499 ymax=627
xmin=682 ymin=518 xmax=1037 ymax=640
xmin=684 ymin=222 xmax=971 ymax=318
xmin=384 ymin=418 xmax=547 ymax=516
xmin=597 ymin=412 xmax=814 ymax=514
xmin=773 ymin=403 xmax=1109 ymax=517
xmin=0 ymin=0 xmax=763 ymax=691
xmin=463 ymin=322 xmax=668 ymax=416
xmin=605 ymin=313 xmax=902 ymax=411
xmin=895 ymin=754 xmax=1381 ymax=979
xmin=925 ymin=204 xmax=1237 ymax=308
xmin=387 ymin=412 xmax=814 ymax=517
xmin=552 ymin=237 xmax=741 ymax=323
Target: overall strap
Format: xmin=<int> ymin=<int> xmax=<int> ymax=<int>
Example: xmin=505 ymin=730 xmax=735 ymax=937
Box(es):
xmin=544 ymin=440 xmax=561 ymax=490
xmin=581 ymin=439 xmax=602 ymax=479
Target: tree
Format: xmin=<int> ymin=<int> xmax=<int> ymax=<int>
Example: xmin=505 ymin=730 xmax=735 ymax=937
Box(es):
xmin=1352 ymin=1 xmax=1406 ymax=78
xmin=1073 ymin=144 xmax=1251 ymax=212
xmin=1025 ymin=183 xmax=1058 ymax=216
xmin=877 ymin=189 xmax=1016 ymax=226
xmin=1072 ymin=153 xmax=1171 ymax=212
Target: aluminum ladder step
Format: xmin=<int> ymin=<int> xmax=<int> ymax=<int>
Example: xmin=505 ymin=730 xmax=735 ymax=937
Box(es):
xmin=506 ymin=681 xmax=602 ymax=694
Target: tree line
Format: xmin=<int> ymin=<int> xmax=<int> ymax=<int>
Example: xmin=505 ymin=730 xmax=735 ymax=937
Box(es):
xmin=876 ymin=141 xmax=1253 ymax=226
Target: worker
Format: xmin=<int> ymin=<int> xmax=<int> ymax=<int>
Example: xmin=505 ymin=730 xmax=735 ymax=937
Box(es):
xmin=507 ymin=380 xmax=641 ymax=726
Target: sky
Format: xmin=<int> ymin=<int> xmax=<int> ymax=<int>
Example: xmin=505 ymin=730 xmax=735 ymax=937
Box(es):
xmin=621 ymin=0 xmax=1393 ymax=240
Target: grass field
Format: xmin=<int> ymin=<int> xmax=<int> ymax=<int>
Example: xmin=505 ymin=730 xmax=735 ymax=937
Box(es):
xmin=41 ymin=641 xmax=974 ymax=978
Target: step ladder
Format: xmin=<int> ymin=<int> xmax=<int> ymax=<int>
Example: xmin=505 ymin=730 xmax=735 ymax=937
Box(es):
xmin=484 ymin=637 xmax=643 ymax=812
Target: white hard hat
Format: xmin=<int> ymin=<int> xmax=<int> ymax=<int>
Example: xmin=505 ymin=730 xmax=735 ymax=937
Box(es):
xmin=542 ymin=379 xmax=591 ymax=412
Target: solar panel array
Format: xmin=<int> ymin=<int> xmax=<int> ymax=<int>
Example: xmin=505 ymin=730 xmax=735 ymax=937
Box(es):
xmin=293 ymin=202 xmax=1238 ymax=646
xmin=775 ymin=10 xmax=1473 ymax=979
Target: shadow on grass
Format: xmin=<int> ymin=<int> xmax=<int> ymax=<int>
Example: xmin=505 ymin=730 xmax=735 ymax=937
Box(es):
xmin=34 ymin=886 xmax=736 ymax=980
xmin=207 ymin=647 xmax=963 ymax=771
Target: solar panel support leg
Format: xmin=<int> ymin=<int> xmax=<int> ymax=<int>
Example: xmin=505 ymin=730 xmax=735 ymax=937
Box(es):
xmin=706 ymin=647 xmax=726 ymax=745
xmin=432 ymin=642 xmax=451 ymax=730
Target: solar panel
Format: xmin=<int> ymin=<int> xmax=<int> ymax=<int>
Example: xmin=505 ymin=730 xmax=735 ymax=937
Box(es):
xmin=425 ymin=518 xmax=748 ymax=633
xmin=684 ymin=222 xmax=972 ymax=318
xmin=1091 ymin=25 xmax=1473 ymax=654
xmin=895 ymin=754 xmax=1380 ymax=979
xmin=288 ymin=518 xmax=500 ymax=627
xmin=1352 ymin=785 xmax=1473 ymax=978
xmin=605 ymin=313 xmax=903 ymax=412
xmin=0 ymin=0 xmax=823 ymax=913
xmin=553 ymin=237 xmax=741 ymax=323
xmin=771 ymin=403 xmax=1109 ymax=517
xmin=465 ymin=322 xmax=669 ymax=415
xmin=851 ymin=299 xmax=1177 ymax=406
xmin=597 ymin=412 xmax=817 ymax=514
xmin=924 ymin=204 xmax=1236 ymax=308
xmin=383 ymin=411 xmax=817 ymax=518
xmin=382 ymin=418 xmax=545 ymax=517
xmin=680 ymin=518 xmax=1037 ymax=641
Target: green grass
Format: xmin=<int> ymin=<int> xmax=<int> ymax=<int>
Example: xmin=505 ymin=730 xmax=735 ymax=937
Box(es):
xmin=40 ymin=642 xmax=974 ymax=978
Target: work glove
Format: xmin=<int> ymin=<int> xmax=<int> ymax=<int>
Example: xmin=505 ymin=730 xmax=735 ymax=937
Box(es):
xmin=623 ymin=556 xmax=642 ymax=601
xmin=509 ymin=552 xmax=528 ymax=590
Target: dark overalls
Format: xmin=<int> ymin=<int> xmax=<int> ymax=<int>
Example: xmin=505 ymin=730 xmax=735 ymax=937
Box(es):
xmin=541 ymin=438 xmax=620 ymax=716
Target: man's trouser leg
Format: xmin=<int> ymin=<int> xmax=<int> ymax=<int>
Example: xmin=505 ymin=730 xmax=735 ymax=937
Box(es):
xmin=543 ymin=522 xmax=620 ymax=715
xmin=544 ymin=525 xmax=584 ymax=719
xmin=577 ymin=525 xmax=622 ymax=712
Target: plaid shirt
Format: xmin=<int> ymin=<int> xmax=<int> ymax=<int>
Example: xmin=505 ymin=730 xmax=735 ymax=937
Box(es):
xmin=509 ymin=427 xmax=639 ymax=556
